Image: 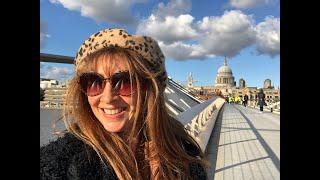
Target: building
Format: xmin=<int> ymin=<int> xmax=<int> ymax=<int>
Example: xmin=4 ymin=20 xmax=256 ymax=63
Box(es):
xmin=40 ymin=78 xmax=59 ymax=89
xmin=187 ymin=72 xmax=193 ymax=88
xmin=40 ymin=78 xmax=67 ymax=108
xmin=42 ymin=87 xmax=67 ymax=102
xmin=214 ymin=57 xmax=236 ymax=88
xmin=264 ymin=79 xmax=274 ymax=89
xmin=186 ymin=57 xmax=280 ymax=103
xmin=40 ymin=78 xmax=68 ymax=100
xmin=239 ymin=78 xmax=246 ymax=89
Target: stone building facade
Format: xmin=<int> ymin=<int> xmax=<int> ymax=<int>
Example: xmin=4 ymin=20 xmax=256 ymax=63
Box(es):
xmin=186 ymin=57 xmax=280 ymax=103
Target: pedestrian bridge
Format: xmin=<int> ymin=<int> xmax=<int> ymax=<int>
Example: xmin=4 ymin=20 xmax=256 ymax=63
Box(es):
xmin=174 ymin=98 xmax=280 ymax=180
xmin=40 ymin=53 xmax=280 ymax=179
xmin=206 ymin=103 xmax=280 ymax=179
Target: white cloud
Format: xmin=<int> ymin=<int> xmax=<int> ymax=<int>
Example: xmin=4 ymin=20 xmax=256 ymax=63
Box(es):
xmin=137 ymin=2 xmax=280 ymax=61
xmin=154 ymin=0 xmax=191 ymax=18
xmin=40 ymin=21 xmax=50 ymax=49
xmin=49 ymin=0 xmax=145 ymax=25
xmin=197 ymin=10 xmax=256 ymax=57
xmin=136 ymin=1 xmax=262 ymax=60
xmin=158 ymin=41 xmax=212 ymax=60
xmin=229 ymin=0 xmax=270 ymax=9
xmin=254 ymin=16 xmax=280 ymax=57
xmin=137 ymin=14 xmax=197 ymax=44
xmin=42 ymin=66 xmax=74 ymax=81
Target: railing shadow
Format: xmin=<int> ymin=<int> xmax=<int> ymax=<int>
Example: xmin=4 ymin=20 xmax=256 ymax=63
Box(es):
xmin=221 ymin=126 xmax=280 ymax=132
xmin=233 ymin=105 xmax=280 ymax=172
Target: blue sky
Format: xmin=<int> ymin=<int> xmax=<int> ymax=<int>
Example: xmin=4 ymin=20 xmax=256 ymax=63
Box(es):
xmin=40 ymin=0 xmax=280 ymax=88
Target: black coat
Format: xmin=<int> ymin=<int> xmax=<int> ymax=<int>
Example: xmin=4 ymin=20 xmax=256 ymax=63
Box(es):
xmin=243 ymin=95 xmax=248 ymax=101
xmin=40 ymin=133 xmax=207 ymax=180
xmin=257 ymin=92 xmax=266 ymax=106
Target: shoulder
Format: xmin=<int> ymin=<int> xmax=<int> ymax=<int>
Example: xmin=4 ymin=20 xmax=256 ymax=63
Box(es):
xmin=41 ymin=132 xmax=84 ymax=150
xmin=40 ymin=133 xmax=86 ymax=164
xmin=181 ymin=140 xmax=207 ymax=179
xmin=40 ymin=133 xmax=117 ymax=180
xmin=40 ymin=133 xmax=86 ymax=165
xmin=40 ymin=133 xmax=86 ymax=179
xmin=189 ymin=162 xmax=207 ymax=180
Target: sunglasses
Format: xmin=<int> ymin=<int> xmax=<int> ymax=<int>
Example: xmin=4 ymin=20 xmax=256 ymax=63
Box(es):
xmin=79 ymin=71 xmax=136 ymax=96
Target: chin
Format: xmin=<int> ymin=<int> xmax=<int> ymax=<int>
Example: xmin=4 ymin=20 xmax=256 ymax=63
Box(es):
xmin=104 ymin=127 xmax=125 ymax=133
xmin=102 ymin=121 xmax=127 ymax=133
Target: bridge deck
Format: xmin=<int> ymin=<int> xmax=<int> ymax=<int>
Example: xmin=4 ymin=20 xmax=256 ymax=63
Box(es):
xmin=206 ymin=103 xmax=280 ymax=180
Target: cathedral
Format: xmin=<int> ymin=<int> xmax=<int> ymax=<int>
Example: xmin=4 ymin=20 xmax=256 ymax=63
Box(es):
xmin=187 ymin=57 xmax=280 ymax=103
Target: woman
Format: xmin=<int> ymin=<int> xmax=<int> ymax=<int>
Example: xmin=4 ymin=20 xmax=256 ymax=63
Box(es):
xmin=40 ymin=28 xmax=207 ymax=180
xmin=257 ymin=88 xmax=266 ymax=112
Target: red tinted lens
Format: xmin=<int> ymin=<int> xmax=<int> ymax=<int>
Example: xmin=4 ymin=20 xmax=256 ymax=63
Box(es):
xmin=87 ymin=79 xmax=105 ymax=96
xmin=80 ymin=72 xmax=136 ymax=96
xmin=112 ymin=72 xmax=136 ymax=96
xmin=80 ymin=73 xmax=105 ymax=96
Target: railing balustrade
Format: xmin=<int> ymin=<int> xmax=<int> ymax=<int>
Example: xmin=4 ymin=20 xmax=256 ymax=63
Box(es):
xmin=177 ymin=97 xmax=225 ymax=153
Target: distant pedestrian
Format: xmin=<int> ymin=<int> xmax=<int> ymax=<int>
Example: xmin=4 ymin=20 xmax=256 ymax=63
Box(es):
xmin=237 ymin=96 xmax=241 ymax=104
xmin=243 ymin=94 xmax=248 ymax=107
xmin=257 ymin=89 xmax=266 ymax=112
xmin=234 ymin=96 xmax=239 ymax=104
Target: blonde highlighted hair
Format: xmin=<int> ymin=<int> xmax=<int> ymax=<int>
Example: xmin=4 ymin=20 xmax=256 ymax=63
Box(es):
xmin=63 ymin=47 xmax=206 ymax=179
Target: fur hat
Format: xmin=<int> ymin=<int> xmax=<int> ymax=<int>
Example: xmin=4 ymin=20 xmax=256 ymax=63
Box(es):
xmin=74 ymin=28 xmax=167 ymax=88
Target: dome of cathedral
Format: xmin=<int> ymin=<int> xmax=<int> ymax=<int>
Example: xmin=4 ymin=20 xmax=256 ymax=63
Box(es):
xmin=214 ymin=57 xmax=236 ymax=88
xmin=218 ymin=65 xmax=232 ymax=74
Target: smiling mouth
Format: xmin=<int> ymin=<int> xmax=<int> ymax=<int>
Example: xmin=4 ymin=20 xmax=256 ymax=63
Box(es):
xmin=102 ymin=107 xmax=127 ymax=115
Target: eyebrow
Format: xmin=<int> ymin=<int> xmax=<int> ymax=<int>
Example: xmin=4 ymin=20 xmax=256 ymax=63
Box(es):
xmin=93 ymin=70 xmax=129 ymax=77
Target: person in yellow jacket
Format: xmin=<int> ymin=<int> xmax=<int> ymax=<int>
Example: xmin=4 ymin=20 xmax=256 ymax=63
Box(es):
xmin=228 ymin=96 xmax=233 ymax=103
xmin=235 ymin=96 xmax=241 ymax=104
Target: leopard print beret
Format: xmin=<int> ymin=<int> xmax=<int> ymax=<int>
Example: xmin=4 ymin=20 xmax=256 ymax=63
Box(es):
xmin=74 ymin=28 xmax=167 ymax=89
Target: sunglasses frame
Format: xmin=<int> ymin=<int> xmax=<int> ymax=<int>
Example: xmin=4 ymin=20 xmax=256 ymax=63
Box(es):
xmin=78 ymin=71 xmax=136 ymax=97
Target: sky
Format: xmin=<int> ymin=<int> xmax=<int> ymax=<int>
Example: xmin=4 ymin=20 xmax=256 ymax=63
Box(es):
xmin=40 ymin=0 xmax=280 ymax=88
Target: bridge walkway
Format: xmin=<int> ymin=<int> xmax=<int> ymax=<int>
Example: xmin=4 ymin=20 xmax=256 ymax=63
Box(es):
xmin=205 ymin=103 xmax=280 ymax=180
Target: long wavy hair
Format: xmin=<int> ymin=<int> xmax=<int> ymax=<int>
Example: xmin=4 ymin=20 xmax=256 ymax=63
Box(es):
xmin=63 ymin=47 xmax=206 ymax=179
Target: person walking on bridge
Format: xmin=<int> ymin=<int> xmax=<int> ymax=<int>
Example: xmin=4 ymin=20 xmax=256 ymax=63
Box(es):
xmin=40 ymin=28 xmax=207 ymax=180
xmin=236 ymin=96 xmax=241 ymax=104
xmin=243 ymin=94 xmax=249 ymax=107
xmin=257 ymin=89 xmax=266 ymax=112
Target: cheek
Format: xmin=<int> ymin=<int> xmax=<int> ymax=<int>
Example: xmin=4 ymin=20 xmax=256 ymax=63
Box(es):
xmin=87 ymin=96 xmax=100 ymax=107
xmin=120 ymin=95 xmax=136 ymax=114
xmin=121 ymin=97 xmax=134 ymax=107
xmin=129 ymin=94 xmax=138 ymax=107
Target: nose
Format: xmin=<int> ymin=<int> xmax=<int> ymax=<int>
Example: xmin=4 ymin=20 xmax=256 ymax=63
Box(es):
xmin=99 ymin=82 xmax=117 ymax=103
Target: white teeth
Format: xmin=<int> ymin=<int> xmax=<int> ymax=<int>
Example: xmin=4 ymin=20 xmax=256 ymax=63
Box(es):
xmin=102 ymin=108 xmax=124 ymax=115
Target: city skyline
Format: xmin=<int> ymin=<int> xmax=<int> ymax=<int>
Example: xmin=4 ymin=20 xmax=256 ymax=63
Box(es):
xmin=40 ymin=0 xmax=280 ymax=88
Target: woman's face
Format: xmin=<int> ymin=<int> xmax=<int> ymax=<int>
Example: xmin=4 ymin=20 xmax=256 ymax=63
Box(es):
xmin=87 ymin=58 xmax=136 ymax=133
